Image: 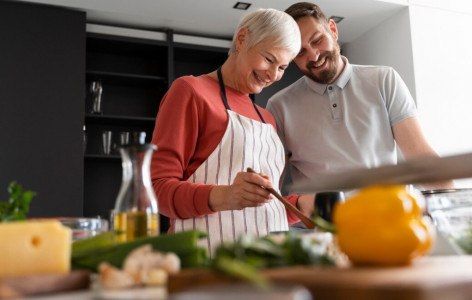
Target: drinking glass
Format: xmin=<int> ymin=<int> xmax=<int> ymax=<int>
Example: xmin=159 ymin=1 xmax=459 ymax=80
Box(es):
xmin=90 ymin=81 xmax=103 ymax=114
xmin=102 ymin=130 xmax=113 ymax=155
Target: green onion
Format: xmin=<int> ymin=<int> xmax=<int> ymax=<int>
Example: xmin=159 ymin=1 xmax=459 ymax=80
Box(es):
xmin=71 ymin=230 xmax=208 ymax=272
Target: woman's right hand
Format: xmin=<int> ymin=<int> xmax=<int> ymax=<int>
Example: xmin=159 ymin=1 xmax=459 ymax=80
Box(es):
xmin=208 ymin=171 xmax=273 ymax=211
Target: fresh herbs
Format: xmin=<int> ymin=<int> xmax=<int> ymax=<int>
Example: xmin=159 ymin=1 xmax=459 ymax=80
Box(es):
xmin=212 ymin=233 xmax=334 ymax=288
xmin=0 ymin=181 xmax=36 ymax=222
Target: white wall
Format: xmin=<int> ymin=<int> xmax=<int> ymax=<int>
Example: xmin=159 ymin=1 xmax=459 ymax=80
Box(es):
xmin=343 ymin=8 xmax=416 ymax=99
xmin=409 ymin=1 xmax=472 ymax=155
xmin=409 ymin=0 xmax=472 ymax=187
xmin=343 ymin=3 xmax=472 ymax=187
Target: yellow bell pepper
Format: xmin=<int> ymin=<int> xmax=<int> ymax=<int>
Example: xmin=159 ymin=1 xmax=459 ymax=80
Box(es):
xmin=332 ymin=185 xmax=435 ymax=266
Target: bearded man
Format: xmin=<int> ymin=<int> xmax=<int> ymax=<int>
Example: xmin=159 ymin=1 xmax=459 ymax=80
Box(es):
xmin=266 ymin=2 xmax=454 ymax=197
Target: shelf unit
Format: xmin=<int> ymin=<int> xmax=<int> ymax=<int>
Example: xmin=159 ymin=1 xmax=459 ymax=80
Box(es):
xmin=83 ymin=24 xmax=230 ymax=232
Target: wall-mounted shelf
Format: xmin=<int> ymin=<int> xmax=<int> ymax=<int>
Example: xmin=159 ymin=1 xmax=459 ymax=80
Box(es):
xmin=83 ymin=25 xmax=230 ymax=233
xmin=86 ymin=70 xmax=167 ymax=87
xmin=84 ymin=154 xmax=121 ymax=160
xmin=85 ymin=114 xmax=156 ymax=126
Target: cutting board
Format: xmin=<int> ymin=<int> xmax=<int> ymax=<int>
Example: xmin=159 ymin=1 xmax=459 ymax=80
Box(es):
xmin=0 ymin=270 xmax=91 ymax=299
xmin=168 ymin=256 xmax=472 ymax=300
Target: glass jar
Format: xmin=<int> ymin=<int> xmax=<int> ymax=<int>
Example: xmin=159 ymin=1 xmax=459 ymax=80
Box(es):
xmin=113 ymin=136 xmax=159 ymax=242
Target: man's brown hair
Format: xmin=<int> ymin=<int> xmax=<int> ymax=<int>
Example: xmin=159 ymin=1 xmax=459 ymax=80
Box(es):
xmin=285 ymin=2 xmax=329 ymax=27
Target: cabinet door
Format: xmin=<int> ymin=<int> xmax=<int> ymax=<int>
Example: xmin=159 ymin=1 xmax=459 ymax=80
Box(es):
xmin=0 ymin=1 xmax=85 ymax=217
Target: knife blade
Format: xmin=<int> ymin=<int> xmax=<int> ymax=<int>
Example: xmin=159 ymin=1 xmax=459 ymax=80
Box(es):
xmin=291 ymin=152 xmax=472 ymax=193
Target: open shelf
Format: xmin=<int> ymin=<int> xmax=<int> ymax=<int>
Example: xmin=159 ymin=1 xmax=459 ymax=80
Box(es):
xmin=86 ymin=70 xmax=167 ymax=87
xmin=84 ymin=29 xmax=230 ymax=233
xmin=85 ymin=114 xmax=156 ymax=126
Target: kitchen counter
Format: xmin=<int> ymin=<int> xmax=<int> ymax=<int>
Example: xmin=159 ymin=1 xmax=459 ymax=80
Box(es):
xmin=7 ymin=255 xmax=472 ymax=300
xmin=169 ymin=255 xmax=472 ymax=300
xmin=10 ymin=285 xmax=167 ymax=300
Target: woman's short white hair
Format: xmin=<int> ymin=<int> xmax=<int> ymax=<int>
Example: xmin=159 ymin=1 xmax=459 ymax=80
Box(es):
xmin=229 ymin=8 xmax=301 ymax=60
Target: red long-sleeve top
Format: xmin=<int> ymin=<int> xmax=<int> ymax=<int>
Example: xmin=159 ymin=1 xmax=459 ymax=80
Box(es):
xmin=150 ymin=75 xmax=300 ymax=225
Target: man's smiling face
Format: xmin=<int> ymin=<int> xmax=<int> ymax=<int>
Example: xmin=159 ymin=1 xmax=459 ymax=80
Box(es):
xmin=294 ymin=16 xmax=342 ymax=84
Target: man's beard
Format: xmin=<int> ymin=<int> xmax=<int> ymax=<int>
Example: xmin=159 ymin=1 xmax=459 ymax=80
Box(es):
xmin=304 ymin=44 xmax=341 ymax=84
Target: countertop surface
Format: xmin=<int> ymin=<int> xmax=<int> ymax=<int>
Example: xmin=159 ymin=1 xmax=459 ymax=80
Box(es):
xmin=6 ymin=254 xmax=472 ymax=300
xmin=168 ymin=255 xmax=472 ymax=300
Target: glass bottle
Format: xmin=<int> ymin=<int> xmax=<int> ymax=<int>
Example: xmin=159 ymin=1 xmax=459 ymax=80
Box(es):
xmin=113 ymin=133 xmax=159 ymax=242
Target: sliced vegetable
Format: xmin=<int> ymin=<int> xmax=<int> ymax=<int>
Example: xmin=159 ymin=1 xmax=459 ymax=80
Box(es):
xmin=211 ymin=233 xmax=334 ymax=287
xmin=213 ymin=254 xmax=270 ymax=289
xmin=71 ymin=230 xmax=208 ymax=272
xmin=72 ymin=230 xmax=120 ymax=258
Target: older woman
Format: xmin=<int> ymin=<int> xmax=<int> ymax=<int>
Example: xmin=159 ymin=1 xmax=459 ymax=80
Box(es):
xmin=150 ymin=8 xmax=312 ymax=256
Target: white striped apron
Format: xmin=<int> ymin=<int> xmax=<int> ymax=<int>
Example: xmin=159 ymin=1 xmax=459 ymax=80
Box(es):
xmin=172 ymin=69 xmax=288 ymax=257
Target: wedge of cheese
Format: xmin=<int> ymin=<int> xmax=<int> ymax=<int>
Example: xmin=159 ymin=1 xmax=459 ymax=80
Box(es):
xmin=0 ymin=220 xmax=71 ymax=278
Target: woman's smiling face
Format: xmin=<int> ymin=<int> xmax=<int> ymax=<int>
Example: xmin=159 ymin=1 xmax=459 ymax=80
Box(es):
xmin=234 ymin=34 xmax=293 ymax=95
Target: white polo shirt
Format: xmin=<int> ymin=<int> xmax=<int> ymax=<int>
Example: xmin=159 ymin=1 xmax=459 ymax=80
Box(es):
xmin=266 ymin=57 xmax=417 ymax=191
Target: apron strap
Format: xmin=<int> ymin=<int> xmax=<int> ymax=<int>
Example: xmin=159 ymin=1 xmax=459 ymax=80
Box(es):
xmin=217 ymin=67 xmax=231 ymax=110
xmin=217 ymin=67 xmax=266 ymax=123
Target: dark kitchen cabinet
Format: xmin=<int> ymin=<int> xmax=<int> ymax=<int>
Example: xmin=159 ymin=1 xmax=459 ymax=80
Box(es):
xmin=82 ymin=26 xmax=230 ymax=232
xmin=173 ymin=42 xmax=229 ymax=78
xmin=0 ymin=1 xmax=85 ymax=218
xmin=0 ymin=1 xmax=231 ymax=225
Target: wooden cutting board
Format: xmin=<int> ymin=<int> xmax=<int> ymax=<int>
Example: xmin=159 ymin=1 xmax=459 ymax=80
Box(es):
xmin=168 ymin=256 xmax=472 ymax=300
xmin=0 ymin=270 xmax=91 ymax=299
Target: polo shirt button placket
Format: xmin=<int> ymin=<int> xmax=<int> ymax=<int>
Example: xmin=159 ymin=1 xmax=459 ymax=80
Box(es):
xmin=327 ymin=85 xmax=342 ymax=120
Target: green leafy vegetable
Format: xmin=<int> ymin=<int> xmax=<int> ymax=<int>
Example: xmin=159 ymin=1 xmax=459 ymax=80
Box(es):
xmin=0 ymin=181 xmax=36 ymax=222
xmin=312 ymin=215 xmax=337 ymax=233
xmin=211 ymin=233 xmax=334 ymax=288
xmin=212 ymin=254 xmax=270 ymax=289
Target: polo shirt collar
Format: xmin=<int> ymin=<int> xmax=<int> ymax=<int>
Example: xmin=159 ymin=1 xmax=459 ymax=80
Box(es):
xmin=304 ymin=56 xmax=352 ymax=95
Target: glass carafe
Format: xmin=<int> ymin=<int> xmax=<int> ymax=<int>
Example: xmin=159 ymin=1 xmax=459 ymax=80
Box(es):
xmin=113 ymin=137 xmax=159 ymax=242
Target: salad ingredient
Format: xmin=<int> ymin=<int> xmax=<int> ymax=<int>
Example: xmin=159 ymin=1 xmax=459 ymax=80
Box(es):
xmin=333 ymin=185 xmax=435 ymax=265
xmin=71 ymin=230 xmax=118 ymax=257
xmin=143 ymin=268 xmax=168 ymax=286
xmin=123 ymin=244 xmax=180 ymax=281
xmin=0 ymin=220 xmax=71 ymax=278
xmin=99 ymin=244 xmax=180 ymax=289
xmin=71 ymin=230 xmax=207 ymax=272
xmin=0 ymin=181 xmax=36 ymax=222
xmin=99 ymin=262 xmax=135 ymax=289
xmin=212 ymin=233 xmax=334 ymax=288
xmin=456 ymin=232 xmax=472 ymax=254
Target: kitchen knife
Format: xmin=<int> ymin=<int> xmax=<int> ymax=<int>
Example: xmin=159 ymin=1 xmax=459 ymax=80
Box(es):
xmin=291 ymin=152 xmax=472 ymax=193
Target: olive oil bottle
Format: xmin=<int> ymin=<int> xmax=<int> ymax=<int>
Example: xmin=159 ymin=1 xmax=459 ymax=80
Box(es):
xmin=113 ymin=132 xmax=159 ymax=242
xmin=114 ymin=211 xmax=159 ymax=242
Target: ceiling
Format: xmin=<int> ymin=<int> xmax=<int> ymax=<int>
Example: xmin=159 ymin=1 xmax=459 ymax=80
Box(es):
xmin=16 ymin=0 xmax=408 ymax=44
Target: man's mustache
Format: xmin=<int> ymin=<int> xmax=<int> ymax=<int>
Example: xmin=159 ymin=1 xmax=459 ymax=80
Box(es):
xmin=306 ymin=53 xmax=330 ymax=69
